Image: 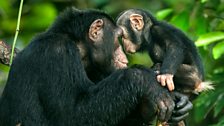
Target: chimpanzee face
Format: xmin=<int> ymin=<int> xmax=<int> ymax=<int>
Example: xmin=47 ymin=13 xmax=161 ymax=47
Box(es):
xmin=87 ymin=18 xmax=128 ymax=72
xmin=116 ymin=10 xmax=151 ymax=54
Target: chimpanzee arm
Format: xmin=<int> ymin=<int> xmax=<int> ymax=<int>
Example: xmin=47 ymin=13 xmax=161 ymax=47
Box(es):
xmin=38 ymin=54 xmax=175 ymax=126
xmin=75 ymin=67 xmax=175 ymax=125
xmin=170 ymin=92 xmax=193 ymax=123
xmin=161 ymin=46 xmax=184 ymax=75
xmin=152 ymin=24 xmax=185 ymax=75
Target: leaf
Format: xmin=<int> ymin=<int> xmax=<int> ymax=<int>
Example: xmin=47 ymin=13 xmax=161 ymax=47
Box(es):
xmin=214 ymin=93 xmax=224 ymax=117
xmin=212 ymin=41 xmax=224 ymax=59
xmin=194 ymin=89 xmax=222 ymax=122
xmin=195 ymin=15 xmax=208 ymax=35
xmin=156 ymin=8 xmax=173 ymax=20
xmin=211 ymin=116 xmax=224 ymax=126
xmin=195 ymin=32 xmax=224 ymax=47
xmin=170 ymin=11 xmax=189 ymax=32
xmin=201 ymin=0 xmax=207 ymax=3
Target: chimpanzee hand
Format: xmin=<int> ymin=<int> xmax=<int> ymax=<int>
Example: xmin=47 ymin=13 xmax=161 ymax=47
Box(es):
xmin=129 ymin=65 xmax=177 ymax=124
xmin=140 ymin=88 xmax=175 ymax=124
xmin=157 ymin=74 xmax=175 ymax=91
xmin=138 ymin=73 xmax=175 ymax=124
xmin=169 ymin=92 xmax=193 ymax=123
xmin=152 ymin=63 xmax=175 ymax=91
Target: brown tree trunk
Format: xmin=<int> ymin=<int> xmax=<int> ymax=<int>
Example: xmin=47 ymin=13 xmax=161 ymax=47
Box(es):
xmin=0 ymin=40 xmax=19 ymax=66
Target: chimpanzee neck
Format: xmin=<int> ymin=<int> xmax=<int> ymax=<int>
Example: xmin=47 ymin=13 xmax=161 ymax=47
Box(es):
xmin=86 ymin=67 xmax=113 ymax=83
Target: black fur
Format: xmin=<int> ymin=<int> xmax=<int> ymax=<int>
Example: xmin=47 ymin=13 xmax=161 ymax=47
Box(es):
xmin=0 ymin=8 xmax=176 ymax=126
xmin=116 ymin=9 xmax=204 ymax=93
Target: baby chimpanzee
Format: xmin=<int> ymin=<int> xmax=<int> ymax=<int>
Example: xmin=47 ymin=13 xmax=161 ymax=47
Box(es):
xmin=116 ymin=9 xmax=213 ymax=95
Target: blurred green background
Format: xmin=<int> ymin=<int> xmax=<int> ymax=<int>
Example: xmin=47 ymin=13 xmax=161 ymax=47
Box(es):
xmin=0 ymin=0 xmax=224 ymax=125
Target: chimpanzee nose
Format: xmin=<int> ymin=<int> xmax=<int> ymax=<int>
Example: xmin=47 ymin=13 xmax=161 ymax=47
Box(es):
xmin=122 ymin=38 xmax=138 ymax=54
xmin=116 ymin=27 xmax=123 ymax=37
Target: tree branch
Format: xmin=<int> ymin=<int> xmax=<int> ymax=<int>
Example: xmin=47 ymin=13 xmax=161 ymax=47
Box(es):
xmin=0 ymin=40 xmax=19 ymax=66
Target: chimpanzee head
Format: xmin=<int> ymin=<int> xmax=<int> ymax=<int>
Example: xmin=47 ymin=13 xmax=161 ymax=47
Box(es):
xmin=86 ymin=17 xmax=125 ymax=71
xmin=81 ymin=9 xmax=128 ymax=74
xmin=53 ymin=8 xmax=128 ymax=80
xmin=116 ymin=9 xmax=157 ymax=54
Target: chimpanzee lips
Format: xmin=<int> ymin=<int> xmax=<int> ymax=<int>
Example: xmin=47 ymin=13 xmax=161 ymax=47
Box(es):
xmin=114 ymin=59 xmax=128 ymax=69
xmin=114 ymin=46 xmax=128 ymax=69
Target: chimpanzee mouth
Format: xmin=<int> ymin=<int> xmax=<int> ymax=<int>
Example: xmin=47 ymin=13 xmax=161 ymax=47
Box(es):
xmin=114 ymin=45 xmax=128 ymax=69
xmin=114 ymin=59 xmax=128 ymax=69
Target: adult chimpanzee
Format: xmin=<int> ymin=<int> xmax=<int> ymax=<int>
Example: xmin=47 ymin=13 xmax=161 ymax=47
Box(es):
xmin=0 ymin=8 xmax=192 ymax=126
xmin=116 ymin=9 xmax=212 ymax=95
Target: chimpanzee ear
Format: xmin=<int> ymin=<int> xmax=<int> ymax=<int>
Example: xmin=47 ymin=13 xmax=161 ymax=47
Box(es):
xmin=129 ymin=14 xmax=144 ymax=31
xmin=89 ymin=19 xmax=104 ymax=42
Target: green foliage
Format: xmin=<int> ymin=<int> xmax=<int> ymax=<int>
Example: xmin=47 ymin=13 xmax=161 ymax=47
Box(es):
xmin=192 ymin=74 xmax=224 ymax=125
xmin=195 ymin=32 xmax=224 ymax=47
xmin=127 ymin=51 xmax=153 ymax=67
xmin=22 ymin=3 xmax=57 ymax=30
xmin=156 ymin=8 xmax=173 ymax=20
xmin=213 ymin=41 xmax=224 ymax=59
xmin=170 ymin=11 xmax=190 ymax=32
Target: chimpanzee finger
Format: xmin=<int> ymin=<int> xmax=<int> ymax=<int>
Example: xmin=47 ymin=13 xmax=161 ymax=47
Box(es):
xmin=164 ymin=95 xmax=175 ymax=121
xmin=166 ymin=77 xmax=174 ymax=91
xmin=174 ymin=92 xmax=189 ymax=108
xmin=157 ymin=101 xmax=167 ymax=122
xmin=160 ymin=75 xmax=166 ymax=86
xmin=173 ymin=101 xmax=193 ymax=115
xmin=170 ymin=78 xmax=174 ymax=91
xmin=169 ymin=113 xmax=189 ymax=122
xmin=157 ymin=75 xmax=161 ymax=83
